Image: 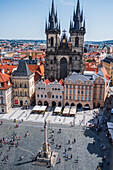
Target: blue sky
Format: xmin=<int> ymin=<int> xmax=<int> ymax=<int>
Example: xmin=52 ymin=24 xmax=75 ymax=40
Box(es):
xmin=0 ymin=0 xmax=113 ymax=41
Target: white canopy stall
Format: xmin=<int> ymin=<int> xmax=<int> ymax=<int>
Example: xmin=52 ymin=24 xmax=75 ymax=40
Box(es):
xmin=62 ymin=106 xmax=70 ymax=116
xmin=54 ymin=107 xmax=62 ymax=114
xmin=32 ymin=105 xmax=47 ymax=113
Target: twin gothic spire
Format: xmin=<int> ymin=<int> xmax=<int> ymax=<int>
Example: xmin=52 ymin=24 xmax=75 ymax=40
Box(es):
xmin=70 ymin=0 xmax=85 ymax=32
xmin=45 ymin=0 xmax=86 ymax=33
xmin=45 ymin=0 xmax=60 ymax=32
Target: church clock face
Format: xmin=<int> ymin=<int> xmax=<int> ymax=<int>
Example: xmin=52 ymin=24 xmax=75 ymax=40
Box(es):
xmin=62 ymin=39 xmax=66 ymax=43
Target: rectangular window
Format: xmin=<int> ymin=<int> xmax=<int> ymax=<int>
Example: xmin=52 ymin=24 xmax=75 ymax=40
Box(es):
xmin=85 ymin=97 xmax=87 ymax=101
xmin=70 ymin=96 xmax=71 ymax=100
xmin=82 ymin=86 xmax=84 ymax=89
xmin=73 ymin=96 xmax=75 ymax=100
xmin=73 ymin=85 xmax=75 ymax=89
xmin=78 ymin=90 xmax=80 ymax=94
xmin=89 ymin=97 xmax=91 ymax=101
xmin=81 ymin=97 xmax=83 ymax=101
xmin=89 ymin=91 xmax=91 ymax=95
xmin=70 ymin=90 xmax=72 ymax=94
xmin=70 ymin=85 xmax=72 ymax=89
xmin=94 ymin=95 xmax=96 ymax=99
xmin=41 ymin=94 xmax=43 ymax=98
xmin=52 ymin=95 xmax=54 ymax=98
xmin=66 ymin=96 xmax=68 ymax=100
xmin=85 ymin=86 xmax=87 ymax=89
xmin=81 ymin=91 xmax=83 ymax=95
xmin=99 ymin=96 xmax=101 ymax=100
xmin=37 ymin=94 xmax=39 ymax=98
xmin=89 ymin=86 xmax=92 ymax=90
xmin=56 ymin=95 xmax=58 ymax=99
xmin=77 ymin=96 xmax=79 ymax=101
xmin=66 ymin=85 xmax=68 ymax=88
xmin=60 ymin=96 xmax=62 ymax=99
xmin=45 ymin=95 xmax=47 ymax=98
xmin=100 ymin=89 xmax=102 ymax=94
xmin=100 ymin=85 xmax=102 ymax=88
xmin=94 ymin=89 xmax=96 ymax=93
xmin=78 ymin=86 xmax=80 ymax=89
xmin=73 ymin=90 xmax=75 ymax=94
xmin=85 ymin=91 xmax=87 ymax=95
xmin=66 ymin=90 xmax=68 ymax=93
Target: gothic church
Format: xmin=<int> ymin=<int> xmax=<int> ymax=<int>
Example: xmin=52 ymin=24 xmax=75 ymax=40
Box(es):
xmin=45 ymin=0 xmax=86 ymax=80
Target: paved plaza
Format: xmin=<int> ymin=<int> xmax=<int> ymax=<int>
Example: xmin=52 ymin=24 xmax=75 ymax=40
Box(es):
xmin=0 ymin=107 xmax=99 ymax=126
xmin=0 ymin=119 xmax=106 ymax=170
xmin=0 ymin=108 xmax=113 ymax=170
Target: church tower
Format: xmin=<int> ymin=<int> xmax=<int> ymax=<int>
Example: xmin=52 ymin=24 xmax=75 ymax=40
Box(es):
xmin=69 ymin=0 xmax=86 ymax=73
xmin=45 ymin=0 xmax=60 ymax=52
xmin=45 ymin=0 xmax=86 ymax=80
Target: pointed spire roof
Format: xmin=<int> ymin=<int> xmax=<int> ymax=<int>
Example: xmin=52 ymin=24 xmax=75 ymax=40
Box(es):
xmin=83 ymin=18 xmax=85 ymax=28
xmin=76 ymin=0 xmax=80 ymax=19
xmin=80 ymin=8 xmax=83 ymax=22
xmin=51 ymin=0 xmax=55 ymax=15
xmin=13 ymin=60 xmax=32 ymax=76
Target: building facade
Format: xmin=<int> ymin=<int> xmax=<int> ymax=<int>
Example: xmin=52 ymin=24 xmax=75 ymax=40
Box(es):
xmin=0 ymin=71 xmax=12 ymax=113
xmin=103 ymin=55 xmax=113 ymax=85
xmin=11 ymin=60 xmax=35 ymax=106
xmin=35 ymin=79 xmax=64 ymax=107
xmin=64 ymin=72 xmax=105 ymax=109
xmin=45 ymin=0 xmax=86 ymax=80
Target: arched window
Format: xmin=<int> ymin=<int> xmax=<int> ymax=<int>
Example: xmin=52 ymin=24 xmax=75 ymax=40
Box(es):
xmin=25 ymin=83 xmax=27 ymax=88
xmin=50 ymin=37 xmax=54 ymax=46
xmin=25 ymin=91 xmax=27 ymax=96
xmin=75 ymin=37 xmax=79 ymax=47
xmin=20 ymin=91 xmax=22 ymax=96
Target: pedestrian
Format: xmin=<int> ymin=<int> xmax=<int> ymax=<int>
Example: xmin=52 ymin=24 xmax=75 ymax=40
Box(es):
xmin=70 ymin=154 xmax=72 ymax=159
xmin=65 ymin=149 xmax=67 ymax=153
xmin=59 ymin=158 xmax=61 ymax=163
xmin=74 ymin=139 xmax=76 ymax=143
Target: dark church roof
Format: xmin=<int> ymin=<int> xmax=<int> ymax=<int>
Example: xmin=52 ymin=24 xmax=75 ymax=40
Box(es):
xmin=13 ymin=59 xmax=32 ymax=76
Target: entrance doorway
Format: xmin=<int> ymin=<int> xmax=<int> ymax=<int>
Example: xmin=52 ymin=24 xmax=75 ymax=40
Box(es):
xmin=52 ymin=101 xmax=56 ymax=107
xmin=60 ymin=57 xmax=67 ymax=79
xmin=20 ymin=100 xmax=23 ymax=106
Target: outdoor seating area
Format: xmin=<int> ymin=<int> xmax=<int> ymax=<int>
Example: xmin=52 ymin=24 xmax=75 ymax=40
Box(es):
xmin=32 ymin=105 xmax=47 ymax=114
xmin=53 ymin=107 xmax=62 ymax=115
xmin=62 ymin=106 xmax=76 ymax=117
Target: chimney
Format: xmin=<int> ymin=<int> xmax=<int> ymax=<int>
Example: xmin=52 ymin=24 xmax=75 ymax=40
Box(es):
xmin=1 ymin=69 xmax=4 ymax=74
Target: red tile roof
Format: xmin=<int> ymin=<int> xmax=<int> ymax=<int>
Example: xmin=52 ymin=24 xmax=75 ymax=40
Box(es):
xmin=44 ymin=79 xmax=50 ymax=85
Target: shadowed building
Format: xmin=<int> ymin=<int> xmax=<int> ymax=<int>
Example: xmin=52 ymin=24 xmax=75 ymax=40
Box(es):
xmin=45 ymin=0 xmax=86 ymax=80
xmin=11 ymin=59 xmax=35 ymax=106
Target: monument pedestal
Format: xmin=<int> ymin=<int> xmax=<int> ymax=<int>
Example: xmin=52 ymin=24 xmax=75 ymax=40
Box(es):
xmin=32 ymin=121 xmax=58 ymax=167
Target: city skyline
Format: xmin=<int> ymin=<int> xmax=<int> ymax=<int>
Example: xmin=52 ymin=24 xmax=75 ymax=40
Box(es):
xmin=0 ymin=0 xmax=113 ymax=41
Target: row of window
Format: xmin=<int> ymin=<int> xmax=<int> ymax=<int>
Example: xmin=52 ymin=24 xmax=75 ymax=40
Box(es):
xmin=66 ymin=85 xmax=92 ymax=89
xmin=65 ymin=95 xmax=102 ymax=100
xmin=15 ymin=91 xmax=27 ymax=97
xmin=15 ymin=83 xmax=27 ymax=88
xmin=94 ymin=89 xmax=102 ymax=94
xmin=66 ymin=90 xmax=92 ymax=95
xmin=37 ymin=94 xmax=62 ymax=99
xmin=38 ymin=87 xmax=61 ymax=91
xmin=66 ymin=96 xmax=91 ymax=101
xmin=94 ymin=95 xmax=102 ymax=100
